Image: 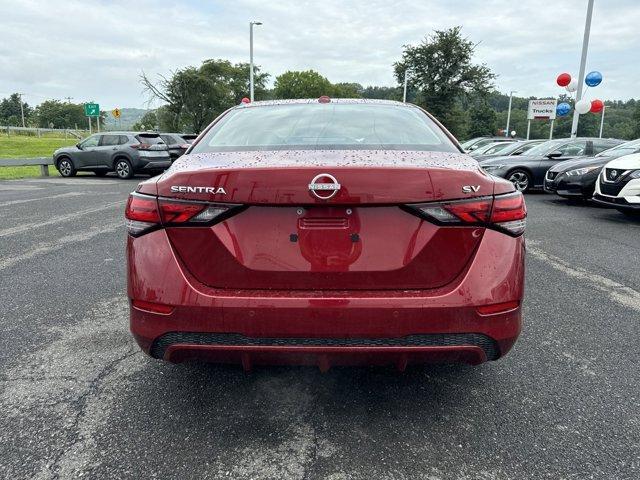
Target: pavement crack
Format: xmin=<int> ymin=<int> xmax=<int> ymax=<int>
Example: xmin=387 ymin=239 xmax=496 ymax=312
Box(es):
xmin=46 ymin=349 xmax=140 ymax=480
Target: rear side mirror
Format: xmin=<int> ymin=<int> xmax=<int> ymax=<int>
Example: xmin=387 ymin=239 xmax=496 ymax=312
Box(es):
xmin=76 ymin=143 xmax=82 ymax=150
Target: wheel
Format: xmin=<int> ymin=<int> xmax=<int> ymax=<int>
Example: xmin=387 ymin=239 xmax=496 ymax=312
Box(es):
xmin=57 ymin=158 xmax=76 ymax=177
xmin=617 ymin=209 xmax=640 ymax=218
xmin=93 ymin=170 xmax=108 ymax=177
xmin=114 ymin=159 xmax=134 ymax=179
xmin=506 ymin=169 xmax=532 ymax=193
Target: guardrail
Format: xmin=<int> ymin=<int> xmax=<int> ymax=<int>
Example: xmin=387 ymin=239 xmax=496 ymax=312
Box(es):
xmin=1 ymin=126 xmax=85 ymax=139
xmin=0 ymin=157 xmax=53 ymax=176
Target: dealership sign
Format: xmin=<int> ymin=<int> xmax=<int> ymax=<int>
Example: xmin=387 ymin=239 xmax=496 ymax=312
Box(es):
xmin=527 ymin=99 xmax=557 ymax=120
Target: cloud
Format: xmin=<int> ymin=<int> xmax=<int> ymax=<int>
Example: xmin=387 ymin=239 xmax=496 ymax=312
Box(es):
xmin=0 ymin=0 xmax=638 ymax=109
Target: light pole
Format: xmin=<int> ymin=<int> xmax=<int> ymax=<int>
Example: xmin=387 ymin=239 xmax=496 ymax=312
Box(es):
xmin=571 ymin=0 xmax=595 ymax=138
xmin=17 ymin=93 xmax=26 ymax=127
xmin=249 ymin=21 xmax=262 ymax=102
xmin=505 ymin=90 xmax=516 ymax=137
xmin=403 ymin=69 xmax=409 ymax=103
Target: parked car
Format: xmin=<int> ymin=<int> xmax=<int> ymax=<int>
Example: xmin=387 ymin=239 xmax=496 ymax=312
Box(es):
xmin=54 ymin=132 xmax=171 ymax=179
xmin=473 ymin=139 xmax=545 ymax=161
xmin=160 ymin=133 xmax=196 ymax=161
xmin=125 ymin=98 xmax=526 ymax=369
xmin=544 ymin=139 xmax=640 ymax=200
xmin=592 ymin=152 xmax=640 ymax=217
xmin=479 ymin=137 xmax=624 ymax=192
xmin=469 ymin=140 xmax=518 ymax=158
xmin=460 ymin=136 xmax=517 ymax=153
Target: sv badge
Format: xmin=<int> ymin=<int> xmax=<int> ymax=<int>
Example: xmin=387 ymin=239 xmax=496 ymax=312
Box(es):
xmin=462 ymin=185 xmax=481 ymax=193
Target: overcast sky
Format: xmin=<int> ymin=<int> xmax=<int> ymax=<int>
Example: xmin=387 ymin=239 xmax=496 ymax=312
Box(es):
xmin=1 ymin=0 xmax=638 ymax=110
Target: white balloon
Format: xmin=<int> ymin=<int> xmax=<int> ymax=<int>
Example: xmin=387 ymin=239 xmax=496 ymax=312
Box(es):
xmin=565 ymin=79 xmax=578 ymax=93
xmin=575 ymin=99 xmax=591 ymax=114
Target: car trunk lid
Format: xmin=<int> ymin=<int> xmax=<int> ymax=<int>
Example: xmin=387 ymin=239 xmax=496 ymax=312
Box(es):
xmin=151 ymin=150 xmax=500 ymax=290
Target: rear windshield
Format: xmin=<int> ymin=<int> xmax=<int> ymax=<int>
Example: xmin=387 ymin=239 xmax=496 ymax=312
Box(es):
xmin=190 ymin=103 xmax=458 ymax=153
xmin=135 ymin=134 xmax=164 ymax=144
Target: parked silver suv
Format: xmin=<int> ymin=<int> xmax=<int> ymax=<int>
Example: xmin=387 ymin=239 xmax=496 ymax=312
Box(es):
xmin=53 ymin=132 xmax=171 ymax=179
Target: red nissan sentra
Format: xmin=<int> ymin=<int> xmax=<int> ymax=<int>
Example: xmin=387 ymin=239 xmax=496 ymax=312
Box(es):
xmin=126 ymin=98 xmax=525 ymax=370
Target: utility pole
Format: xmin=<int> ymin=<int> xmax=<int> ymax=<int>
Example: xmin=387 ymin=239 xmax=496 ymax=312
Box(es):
xmin=249 ymin=21 xmax=262 ymax=101
xmin=599 ymin=105 xmax=606 ymax=138
xmin=571 ymin=0 xmax=595 ymax=138
xmin=505 ymin=91 xmax=516 ymax=137
xmin=17 ymin=93 xmax=26 ymax=127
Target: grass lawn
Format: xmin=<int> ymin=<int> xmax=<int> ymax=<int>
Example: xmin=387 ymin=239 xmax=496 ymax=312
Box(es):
xmin=0 ymin=135 xmax=76 ymax=179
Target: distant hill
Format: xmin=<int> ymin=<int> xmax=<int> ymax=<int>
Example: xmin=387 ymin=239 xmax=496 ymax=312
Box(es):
xmin=103 ymin=108 xmax=148 ymax=129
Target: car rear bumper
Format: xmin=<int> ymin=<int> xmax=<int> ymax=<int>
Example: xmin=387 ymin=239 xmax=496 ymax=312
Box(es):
xmin=128 ymin=229 xmax=525 ymax=369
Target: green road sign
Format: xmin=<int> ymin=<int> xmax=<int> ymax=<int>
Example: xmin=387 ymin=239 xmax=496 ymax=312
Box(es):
xmin=84 ymin=103 xmax=100 ymax=117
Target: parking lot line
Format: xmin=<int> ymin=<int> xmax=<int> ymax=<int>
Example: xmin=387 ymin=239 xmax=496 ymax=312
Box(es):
xmin=0 ymin=192 xmax=85 ymax=208
xmin=527 ymin=242 xmax=640 ymax=313
xmin=0 ymin=222 xmax=122 ymax=271
xmin=0 ymin=201 xmax=123 ymax=238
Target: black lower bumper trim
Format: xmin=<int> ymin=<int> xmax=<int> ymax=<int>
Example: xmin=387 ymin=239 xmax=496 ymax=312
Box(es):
xmin=150 ymin=332 xmax=500 ymax=361
xmin=593 ymin=194 xmax=640 ymax=210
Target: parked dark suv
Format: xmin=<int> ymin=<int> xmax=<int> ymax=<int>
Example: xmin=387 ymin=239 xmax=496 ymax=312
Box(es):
xmin=53 ymin=132 xmax=171 ymax=179
xmin=159 ymin=133 xmax=197 ymax=161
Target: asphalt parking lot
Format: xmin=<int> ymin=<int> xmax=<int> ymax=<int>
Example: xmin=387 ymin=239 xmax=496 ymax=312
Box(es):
xmin=0 ymin=176 xmax=638 ymax=480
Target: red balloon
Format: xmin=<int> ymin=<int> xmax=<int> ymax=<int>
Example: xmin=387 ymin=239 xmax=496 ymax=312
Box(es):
xmin=590 ymin=99 xmax=604 ymax=113
xmin=241 ymin=97 xmax=251 ymax=104
xmin=556 ymin=73 xmax=572 ymax=87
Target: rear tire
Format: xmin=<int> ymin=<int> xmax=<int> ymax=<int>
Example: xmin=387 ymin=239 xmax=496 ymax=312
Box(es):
xmin=57 ymin=158 xmax=76 ymax=177
xmin=114 ymin=159 xmax=134 ymax=179
xmin=506 ymin=169 xmax=531 ymax=193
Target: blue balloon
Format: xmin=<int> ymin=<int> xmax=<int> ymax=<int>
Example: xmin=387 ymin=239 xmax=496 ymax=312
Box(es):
xmin=585 ymin=71 xmax=603 ymax=87
xmin=556 ymin=102 xmax=571 ymax=116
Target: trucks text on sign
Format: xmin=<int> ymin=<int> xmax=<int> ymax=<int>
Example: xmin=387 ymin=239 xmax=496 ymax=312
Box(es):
xmin=527 ymin=99 xmax=557 ymax=120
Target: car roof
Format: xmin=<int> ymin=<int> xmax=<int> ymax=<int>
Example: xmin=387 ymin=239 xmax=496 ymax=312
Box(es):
xmin=236 ymin=98 xmax=407 ymax=109
xmin=94 ymin=131 xmax=159 ymax=135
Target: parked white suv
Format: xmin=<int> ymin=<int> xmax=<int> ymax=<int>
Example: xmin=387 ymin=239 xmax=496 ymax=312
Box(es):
xmin=593 ymin=153 xmax=640 ymax=217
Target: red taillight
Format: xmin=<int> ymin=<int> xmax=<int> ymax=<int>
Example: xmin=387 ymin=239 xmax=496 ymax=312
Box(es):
xmin=490 ymin=192 xmax=526 ymax=235
xmin=441 ymin=198 xmax=492 ymax=223
xmin=130 ymin=143 xmax=151 ymax=150
xmin=407 ymin=192 xmax=526 ymax=236
xmin=125 ymin=194 xmax=160 ymax=222
xmin=125 ymin=193 xmax=241 ymax=237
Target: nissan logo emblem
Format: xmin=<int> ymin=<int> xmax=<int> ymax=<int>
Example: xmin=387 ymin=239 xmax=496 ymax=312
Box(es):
xmin=308 ymin=173 xmax=341 ymax=200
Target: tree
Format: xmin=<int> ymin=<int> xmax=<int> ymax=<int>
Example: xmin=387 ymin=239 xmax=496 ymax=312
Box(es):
xmin=34 ymin=100 xmax=86 ymax=129
xmin=633 ymin=102 xmax=640 ymax=139
xmin=467 ymin=100 xmax=497 ymax=137
xmin=132 ymin=110 xmax=158 ymax=131
xmin=332 ymin=82 xmax=363 ymax=98
xmin=361 ymin=86 xmax=402 ymax=101
xmin=0 ymin=93 xmax=32 ymax=126
xmin=394 ymin=27 xmax=495 ymax=137
xmin=141 ymin=59 xmax=269 ymax=133
xmin=273 ymin=70 xmax=334 ymax=99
